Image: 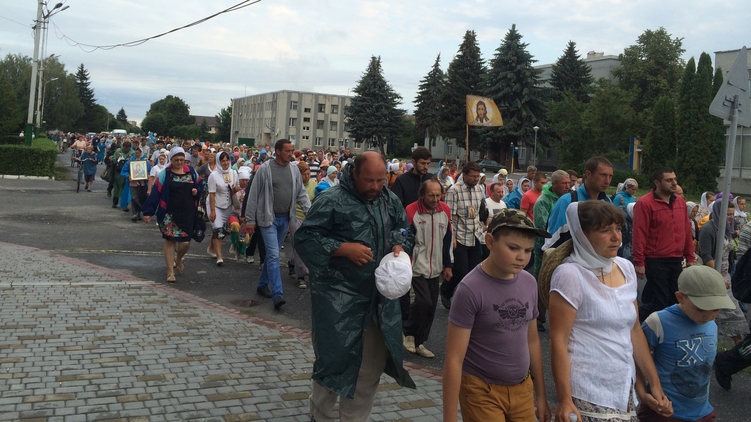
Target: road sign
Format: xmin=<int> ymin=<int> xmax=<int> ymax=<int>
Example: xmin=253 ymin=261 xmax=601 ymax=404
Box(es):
xmin=709 ymin=46 xmax=750 ymax=126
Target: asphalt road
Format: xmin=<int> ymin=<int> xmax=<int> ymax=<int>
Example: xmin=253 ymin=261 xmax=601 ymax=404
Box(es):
xmin=0 ymin=153 xmax=748 ymax=419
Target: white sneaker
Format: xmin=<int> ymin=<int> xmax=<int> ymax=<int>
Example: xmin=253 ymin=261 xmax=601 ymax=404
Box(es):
xmin=246 ymin=256 xmax=255 ymax=264
xmin=207 ymin=247 xmax=217 ymax=258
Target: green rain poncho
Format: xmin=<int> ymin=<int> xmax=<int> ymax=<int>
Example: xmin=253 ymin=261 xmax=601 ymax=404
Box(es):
xmin=294 ymin=163 xmax=416 ymax=399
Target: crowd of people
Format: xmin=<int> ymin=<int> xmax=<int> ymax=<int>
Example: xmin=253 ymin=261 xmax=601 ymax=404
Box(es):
xmin=66 ymin=131 xmax=750 ymax=422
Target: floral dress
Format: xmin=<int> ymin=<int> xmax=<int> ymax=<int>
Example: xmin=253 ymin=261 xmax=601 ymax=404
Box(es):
xmin=159 ymin=173 xmax=196 ymax=242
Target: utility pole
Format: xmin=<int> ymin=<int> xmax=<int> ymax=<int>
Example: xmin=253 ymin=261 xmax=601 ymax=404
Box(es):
xmin=25 ymin=0 xmax=44 ymax=146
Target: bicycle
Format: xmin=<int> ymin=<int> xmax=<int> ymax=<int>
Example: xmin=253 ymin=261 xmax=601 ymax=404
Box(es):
xmin=75 ymin=157 xmax=84 ymax=193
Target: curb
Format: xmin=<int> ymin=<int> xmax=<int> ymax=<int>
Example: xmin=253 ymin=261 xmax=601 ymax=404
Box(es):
xmin=0 ymin=174 xmax=53 ymax=180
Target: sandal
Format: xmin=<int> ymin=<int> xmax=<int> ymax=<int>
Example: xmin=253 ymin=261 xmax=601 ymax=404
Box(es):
xmin=176 ymin=261 xmax=185 ymax=274
xmin=166 ymin=274 xmax=176 ymax=283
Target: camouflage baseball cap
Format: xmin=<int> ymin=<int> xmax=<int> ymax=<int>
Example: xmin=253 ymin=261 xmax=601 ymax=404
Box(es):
xmin=488 ymin=209 xmax=551 ymax=238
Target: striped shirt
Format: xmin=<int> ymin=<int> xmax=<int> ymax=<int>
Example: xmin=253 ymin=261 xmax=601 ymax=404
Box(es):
xmin=308 ymin=160 xmax=321 ymax=179
xmin=446 ymin=180 xmax=485 ymax=247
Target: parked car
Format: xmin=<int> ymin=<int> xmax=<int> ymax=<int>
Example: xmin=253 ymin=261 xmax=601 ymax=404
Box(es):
xmin=476 ymin=159 xmax=506 ymax=173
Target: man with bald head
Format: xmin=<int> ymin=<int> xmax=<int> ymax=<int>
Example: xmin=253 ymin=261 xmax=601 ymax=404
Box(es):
xmin=296 ymin=151 xmax=416 ymax=421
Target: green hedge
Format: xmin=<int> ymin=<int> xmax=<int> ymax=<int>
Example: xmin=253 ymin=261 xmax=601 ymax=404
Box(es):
xmin=611 ymin=169 xmax=651 ymax=189
xmin=0 ymin=135 xmax=24 ymax=145
xmin=0 ymin=137 xmax=57 ymax=177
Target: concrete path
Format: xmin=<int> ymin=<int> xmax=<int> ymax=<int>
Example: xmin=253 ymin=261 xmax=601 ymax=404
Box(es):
xmin=0 ymin=242 xmax=445 ymax=422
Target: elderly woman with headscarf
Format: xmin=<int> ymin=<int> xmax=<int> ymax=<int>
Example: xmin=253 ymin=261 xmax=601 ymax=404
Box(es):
xmin=733 ymin=196 xmax=747 ymax=237
xmin=315 ymin=165 xmax=339 ymax=196
xmin=504 ymin=178 xmax=530 ymax=210
xmin=698 ymin=201 xmax=751 ymax=346
xmin=142 ymin=147 xmax=203 ymax=283
xmin=549 ymin=201 xmax=671 ymax=422
xmin=147 ymin=150 xmax=168 ymax=197
xmin=686 ymin=201 xmax=700 ymax=242
xmin=438 ymin=166 xmax=454 ymax=191
xmin=613 ymin=178 xmax=639 ymax=212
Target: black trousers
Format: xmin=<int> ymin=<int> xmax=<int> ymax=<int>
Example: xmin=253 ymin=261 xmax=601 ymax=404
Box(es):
xmin=441 ymin=240 xmax=483 ymax=300
xmin=638 ymin=257 xmax=683 ymax=321
xmin=129 ymin=184 xmax=147 ymax=215
xmin=246 ymin=230 xmax=266 ymax=262
xmin=403 ymin=275 xmax=440 ymax=346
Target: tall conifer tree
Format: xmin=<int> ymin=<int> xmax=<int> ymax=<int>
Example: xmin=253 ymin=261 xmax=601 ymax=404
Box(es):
xmin=550 ymin=41 xmax=593 ymax=101
xmin=414 ymin=54 xmax=445 ymax=147
xmin=485 ymin=24 xmax=546 ymax=156
xmin=345 ymin=56 xmax=404 ymax=155
xmin=440 ymin=31 xmax=485 ymax=144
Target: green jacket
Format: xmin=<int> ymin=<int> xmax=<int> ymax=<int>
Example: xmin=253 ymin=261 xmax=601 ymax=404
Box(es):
xmin=294 ymin=163 xmax=415 ymax=399
xmin=533 ymin=184 xmax=559 ymax=278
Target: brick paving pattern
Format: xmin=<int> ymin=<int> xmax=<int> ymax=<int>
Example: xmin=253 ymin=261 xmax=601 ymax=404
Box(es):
xmin=0 ymin=242 xmax=449 ymax=421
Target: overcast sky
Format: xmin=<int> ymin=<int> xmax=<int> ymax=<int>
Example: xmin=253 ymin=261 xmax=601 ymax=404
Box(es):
xmin=2 ymin=0 xmax=748 ymax=123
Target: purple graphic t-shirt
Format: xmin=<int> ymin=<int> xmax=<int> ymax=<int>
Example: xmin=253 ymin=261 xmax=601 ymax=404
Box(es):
xmin=449 ymin=264 xmax=538 ymax=385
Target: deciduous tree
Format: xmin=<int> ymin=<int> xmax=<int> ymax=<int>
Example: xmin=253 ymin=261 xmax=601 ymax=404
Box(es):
xmin=640 ymin=96 xmax=676 ymax=174
xmin=215 ymin=103 xmax=232 ymax=142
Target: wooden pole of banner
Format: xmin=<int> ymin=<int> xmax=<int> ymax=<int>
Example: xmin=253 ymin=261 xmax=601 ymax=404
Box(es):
xmin=465 ymin=124 xmax=469 ymax=165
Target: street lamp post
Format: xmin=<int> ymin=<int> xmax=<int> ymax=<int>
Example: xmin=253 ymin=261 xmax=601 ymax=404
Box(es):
xmin=25 ymin=2 xmax=67 ymax=145
xmin=533 ymin=126 xmax=539 ymax=168
xmin=40 ymin=77 xmax=58 ymax=127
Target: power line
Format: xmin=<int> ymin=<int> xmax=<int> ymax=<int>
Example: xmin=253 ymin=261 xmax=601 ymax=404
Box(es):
xmin=0 ymin=14 xmax=32 ymax=28
xmin=51 ymin=0 xmax=262 ymax=53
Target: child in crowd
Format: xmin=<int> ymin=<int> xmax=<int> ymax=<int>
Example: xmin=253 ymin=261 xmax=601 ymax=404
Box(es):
xmin=443 ymin=209 xmax=552 ymax=422
xmin=639 ymin=265 xmax=736 ymax=421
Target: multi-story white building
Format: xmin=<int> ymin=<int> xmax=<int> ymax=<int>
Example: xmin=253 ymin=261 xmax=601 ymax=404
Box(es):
xmin=230 ymin=90 xmax=361 ymax=152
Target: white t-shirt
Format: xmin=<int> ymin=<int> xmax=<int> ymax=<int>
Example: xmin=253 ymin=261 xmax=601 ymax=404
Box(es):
xmin=149 ymin=164 xmax=165 ymax=178
xmin=479 ymin=198 xmax=507 ymax=245
xmin=208 ymin=170 xmax=238 ymax=210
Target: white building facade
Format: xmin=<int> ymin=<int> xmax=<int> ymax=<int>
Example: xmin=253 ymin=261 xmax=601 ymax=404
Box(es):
xmin=230 ymin=90 xmax=361 ymax=152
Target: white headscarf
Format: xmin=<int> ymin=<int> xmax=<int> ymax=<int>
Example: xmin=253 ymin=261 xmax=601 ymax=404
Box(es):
xmin=734 ymin=197 xmax=747 ymax=219
xmin=563 ymin=202 xmax=617 ymax=275
xmin=700 ymin=192 xmax=712 ymax=209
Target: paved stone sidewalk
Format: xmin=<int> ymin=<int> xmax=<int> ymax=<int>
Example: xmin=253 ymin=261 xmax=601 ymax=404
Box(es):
xmin=0 ymin=242 xmax=447 ymax=422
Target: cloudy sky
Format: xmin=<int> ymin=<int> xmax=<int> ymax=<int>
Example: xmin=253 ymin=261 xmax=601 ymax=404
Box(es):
xmin=2 ymin=0 xmax=748 ymax=123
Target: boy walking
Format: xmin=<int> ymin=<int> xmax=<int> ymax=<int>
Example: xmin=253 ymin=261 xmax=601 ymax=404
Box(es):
xmin=639 ymin=265 xmax=736 ymax=421
xmin=443 ymin=209 xmax=552 ymax=422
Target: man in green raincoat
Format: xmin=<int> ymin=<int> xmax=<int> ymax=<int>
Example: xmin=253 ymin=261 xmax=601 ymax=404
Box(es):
xmin=295 ymin=152 xmax=416 ymax=421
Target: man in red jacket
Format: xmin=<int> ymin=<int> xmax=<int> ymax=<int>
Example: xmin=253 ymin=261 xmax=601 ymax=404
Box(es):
xmin=632 ymin=167 xmax=694 ymax=321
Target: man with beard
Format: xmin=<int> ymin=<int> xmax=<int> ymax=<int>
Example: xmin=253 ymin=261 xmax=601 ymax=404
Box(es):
xmin=390 ymin=147 xmax=433 ymax=208
xmin=440 ymin=161 xmax=485 ymax=309
xmin=295 ymin=152 xmax=415 ymax=421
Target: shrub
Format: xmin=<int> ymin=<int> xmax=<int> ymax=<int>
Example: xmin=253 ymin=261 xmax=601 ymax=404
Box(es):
xmin=611 ymin=169 xmax=651 ymax=189
xmin=0 ymin=136 xmax=57 ymax=177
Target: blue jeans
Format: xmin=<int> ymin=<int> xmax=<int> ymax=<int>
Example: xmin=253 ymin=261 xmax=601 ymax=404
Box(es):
xmin=258 ymin=216 xmax=290 ymax=300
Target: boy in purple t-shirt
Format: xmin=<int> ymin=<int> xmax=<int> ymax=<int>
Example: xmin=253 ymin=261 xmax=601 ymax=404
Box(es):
xmin=443 ymin=209 xmax=552 ymax=422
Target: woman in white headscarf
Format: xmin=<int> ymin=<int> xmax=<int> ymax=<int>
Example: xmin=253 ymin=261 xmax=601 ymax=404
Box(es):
xmin=733 ymin=196 xmax=747 ymax=237
xmin=549 ymin=201 xmax=671 ymax=422
xmin=207 ymin=151 xmax=240 ymax=266
xmin=697 ymin=191 xmax=715 ymax=225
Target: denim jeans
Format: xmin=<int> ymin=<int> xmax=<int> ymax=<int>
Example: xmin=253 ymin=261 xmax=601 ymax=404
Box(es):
xmin=258 ymin=216 xmax=290 ymax=300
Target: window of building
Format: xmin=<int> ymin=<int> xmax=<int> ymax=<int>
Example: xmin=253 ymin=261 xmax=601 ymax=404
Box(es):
xmin=316 ymin=120 xmax=324 ymax=130
xmin=330 ymin=121 xmax=338 ymax=131
xmin=315 ymin=137 xmax=323 ymax=147
xmin=518 ymin=147 xmax=526 ymax=160
xmin=303 ymin=117 xmax=310 ymax=122
xmin=331 ymin=105 xmax=339 ymax=114
xmin=318 ymin=104 xmax=326 ymax=113
xmin=302 ymin=135 xmax=309 ymax=141
xmin=446 ymin=144 xmax=453 ymax=155
xmin=354 ymin=140 xmax=362 ymax=149
xmin=302 ymin=126 xmax=310 ymax=131
xmin=289 ymin=118 xmax=297 ymax=127
xmin=289 ymin=135 xmax=296 ymax=143
xmin=290 ymin=101 xmax=298 ymax=110
xmin=328 ymin=138 xmax=336 ymax=147
xmin=304 ymin=107 xmax=311 ymax=113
